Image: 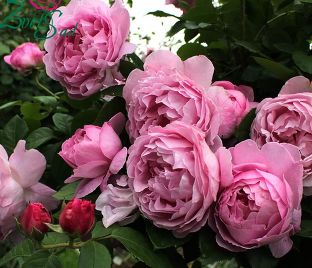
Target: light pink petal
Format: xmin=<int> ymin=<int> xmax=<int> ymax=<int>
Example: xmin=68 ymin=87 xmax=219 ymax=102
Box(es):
xmin=99 ymin=123 xmax=122 ymax=159
xmin=144 ymin=50 xmax=183 ymax=72
xmin=216 ymin=147 xmax=233 ymax=189
xmin=108 ymin=112 xmax=126 ymax=135
xmin=9 ymin=140 xmax=46 ymax=188
xmin=4 ymin=55 xmax=12 ymax=65
xmin=109 ymin=147 xmax=127 ymax=174
xmin=279 ymin=76 xmax=311 ymax=95
xmin=269 ymin=236 xmax=293 ymax=258
xmin=70 ymin=161 xmax=108 ymax=179
xmin=75 ymin=177 xmax=103 ymax=198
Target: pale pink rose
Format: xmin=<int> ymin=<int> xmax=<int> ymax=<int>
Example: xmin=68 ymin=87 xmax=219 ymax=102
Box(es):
xmin=59 ymin=113 xmax=128 ymax=198
xmin=251 ymin=76 xmax=312 ymax=195
xmin=209 ymin=140 xmax=303 ymax=258
xmin=95 ymin=175 xmax=137 ymax=228
xmin=4 ymin=43 xmax=44 ymax=72
xmin=123 ymin=50 xmax=220 ymax=144
xmin=43 ymin=0 xmax=135 ymax=99
xmin=127 ymin=121 xmax=231 ymax=237
xmin=207 ymin=81 xmax=257 ymax=138
xmin=0 ymin=141 xmax=57 ymax=239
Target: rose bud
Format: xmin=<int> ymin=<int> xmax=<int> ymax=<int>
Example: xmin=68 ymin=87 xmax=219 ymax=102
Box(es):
xmin=4 ymin=42 xmax=44 ymax=72
xmin=59 ymin=199 xmax=95 ymax=236
xmin=19 ymin=203 xmax=52 ymax=235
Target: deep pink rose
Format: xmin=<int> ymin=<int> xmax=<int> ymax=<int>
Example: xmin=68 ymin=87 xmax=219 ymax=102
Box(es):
xmin=251 ymin=76 xmax=312 ymax=195
xmin=43 ymin=0 xmax=135 ymax=99
xmin=127 ymin=121 xmax=231 ymax=237
xmin=209 ymin=140 xmax=303 ymax=258
xmin=4 ymin=43 xmax=44 ymax=72
xmin=59 ymin=113 xmax=127 ymax=198
xmin=59 ymin=199 xmax=95 ymax=235
xmin=123 ymin=50 xmax=220 ymax=144
xmin=96 ymin=175 xmax=137 ymax=228
xmin=207 ymin=81 xmax=257 ymax=138
xmin=0 ymin=141 xmax=57 ymax=239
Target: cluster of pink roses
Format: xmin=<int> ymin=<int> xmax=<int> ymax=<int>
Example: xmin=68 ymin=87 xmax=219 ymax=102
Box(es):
xmin=2 ymin=0 xmax=312 ymax=260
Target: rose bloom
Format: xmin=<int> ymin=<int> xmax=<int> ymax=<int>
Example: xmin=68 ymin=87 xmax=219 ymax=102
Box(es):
xmin=4 ymin=43 xmax=44 ymax=72
xmin=209 ymin=140 xmax=303 ymax=258
xmin=127 ymin=121 xmax=231 ymax=237
xmin=0 ymin=141 xmax=57 ymax=239
xmin=43 ymin=0 xmax=135 ymax=99
xmin=19 ymin=203 xmax=51 ymax=234
xmin=59 ymin=199 xmax=95 ymax=235
xmin=251 ymin=76 xmax=312 ymax=195
xmin=207 ymin=81 xmax=257 ymax=138
xmin=123 ymin=50 xmax=220 ymax=144
xmin=59 ymin=113 xmax=127 ymax=198
xmin=96 ymin=175 xmax=137 ymax=228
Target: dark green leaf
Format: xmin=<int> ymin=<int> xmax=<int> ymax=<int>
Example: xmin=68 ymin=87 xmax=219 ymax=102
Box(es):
xmin=33 ymin=96 xmax=58 ymax=107
xmin=26 ymin=127 xmax=55 ymax=149
xmin=246 ymin=248 xmax=278 ymax=268
xmin=127 ymin=53 xmax=144 ymax=70
xmin=92 ymin=221 xmax=116 ymax=239
xmin=0 ymin=100 xmax=22 ymax=111
xmin=0 ymin=43 xmax=10 ymax=56
xmin=0 ymin=239 xmax=35 ymax=266
xmin=147 ymin=11 xmax=178 ymax=18
xmin=21 ymin=102 xmax=50 ymax=121
xmin=101 ymin=85 xmax=123 ymax=97
xmin=292 ymin=51 xmax=312 ymax=74
xmin=168 ymin=20 xmax=185 ymax=37
xmin=177 ymin=43 xmax=207 ymax=60
xmin=300 ymin=0 xmax=312 ymax=3
xmin=78 ymin=241 xmax=111 ymax=268
xmin=53 ymin=181 xmax=79 ymax=200
xmin=62 ymin=93 xmax=100 ymax=110
xmin=253 ymin=57 xmax=294 ymax=80
xmin=235 ymin=40 xmax=267 ymax=57
xmin=146 ymin=222 xmax=190 ymax=249
xmin=22 ymin=251 xmax=62 ymax=268
xmin=71 ymin=109 xmax=98 ymax=131
xmin=42 ymin=233 xmax=70 ymax=246
xmin=119 ymin=60 xmax=136 ymax=78
xmin=57 ymin=249 xmax=79 ymax=268
xmin=52 ymin=113 xmax=73 ymax=135
xmin=235 ymin=108 xmax=256 ymax=141
xmin=297 ymin=220 xmax=312 ymax=238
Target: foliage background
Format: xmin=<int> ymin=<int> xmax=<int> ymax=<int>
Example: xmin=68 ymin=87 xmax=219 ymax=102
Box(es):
xmin=0 ymin=0 xmax=311 ymax=268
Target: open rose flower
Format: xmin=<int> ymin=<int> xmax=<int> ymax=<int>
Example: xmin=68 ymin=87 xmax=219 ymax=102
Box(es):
xmin=44 ymin=0 xmax=135 ymax=99
xmin=0 ymin=141 xmax=57 ymax=239
xmin=251 ymin=76 xmax=312 ymax=195
xmin=96 ymin=175 xmax=137 ymax=228
xmin=127 ymin=121 xmax=230 ymax=237
xmin=209 ymin=140 xmax=303 ymax=258
xmin=4 ymin=42 xmax=44 ymax=72
xmin=59 ymin=113 xmax=127 ymax=198
xmin=207 ymin=81 xmax=257 ymax=138
xmin=123 ymin=50 xmax=220 ymax=143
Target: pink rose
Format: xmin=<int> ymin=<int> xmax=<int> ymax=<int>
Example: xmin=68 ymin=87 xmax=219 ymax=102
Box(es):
xmin=95 ymin=175 xmax=137 ymax=228
xmin=127 ymin=121 xmax=230 ymax=237
xmin=59 ymin=113 xmax=128 ymax=198
xmin=4 ymin=43 xmax=44 ymax=72
xmin=43 ymin=0 xmax=135 ymax=99
xmin=209 ymin=140 xmax=303 ymax=258
xmin=123 ymin=50 xmax=220 ymax=144
xmin=0 ymin=141 xmax=57 ymax=239
xmin=207 ymin=81 xmax=257 ymax=138
xmin=251 ymin=76 xmax=312 ymax=195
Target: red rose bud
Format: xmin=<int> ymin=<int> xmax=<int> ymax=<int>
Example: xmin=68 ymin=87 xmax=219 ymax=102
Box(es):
xmin=20 ymin=203 xmax=52 ymax=234
xmin=59 ymin=199 xmax=95 ymax=235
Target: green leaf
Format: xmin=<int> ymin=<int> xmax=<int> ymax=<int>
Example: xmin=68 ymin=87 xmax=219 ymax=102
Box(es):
xmin=71 ymin=109 xmax=98 ymax=131
xmin=0 ymin=115 xmax=29 ymax=154
xmin=45 ymin=223 xmax=64 ymax=233
xmin=235 ymin=108 xmax=256 ymax=141
xmin=253 ymin=57 xmax=294 ymax=80
xmin=0 ymin=239 xmax=35 ymax=266
xmin=246 ymin=248 xmax=278 ymax=268
xmin=22 ymin=251 xmax=62 ymax=268
xmin=101 ymin=85 xmax=123 ymax=97
xmin=0 ymin=43 xmax=10 ymax=56
xmin=110 ymin=227 xmax=173 ymax=268
xmin=199 ymin=229 xmax=233 ymax=266
xmin=57 ymin=249 xmax=79 ymax=268
xmin=127 ymin=53 xmax=144 ymax=70
xmin=78 ymin=241 xmax=111 ymax=268
xmin=52 ymin=113 xmax=73 ymax=135
xmin=119 ymin=60 xmax=136 ymax=78
xmin=62 ymin=93 xmax=100 ymax=110
xmin=147 ymin=10 xmax=178 ymax=18
xmin=26 ymin=127 xmax=55 ymax=149
xmin=0 ymin=100 xmax=22 ymax=111
xmin=297 ymin=220 xmax=312 ymax=238
xmin=53 ymin=181 xmax=79 ymax=200
xmin=33 ymin=96 xmax=58 ymax=107
xmin=21 ymin=102 xmax=50 ymax=121
xmin=42 ymin=232 xmax=70 ymax=246
xmin=234 ymin=40 xmax=267 ymax=57
xmin=146 ymin=222 xmax=190 ymax=249
xmin=300 ymin=0 xmax=312 ymax=3
xmin=177 ymin=43 xmax=207 ymax=60
xmin=293 ymin=51 xmax=312 ymax=74
xmin=168 ymin=20 xmax=186 ymax=37
xmin=92 ymin=221 xmax=116 ymax=239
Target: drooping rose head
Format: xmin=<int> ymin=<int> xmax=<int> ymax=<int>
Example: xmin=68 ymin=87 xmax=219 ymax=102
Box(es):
xmin=19 ymin=203 xmax=51 ymax=235
xmin=28 ymin=0 xmax=61 ymax=11
xmin=251 ymin=76 xmax=312 ymax=195
xmin=207 ymin=81 xmax=256 ymax=138
xmin=59 ymin=199 xmax=95 ymax=235
xmin=0 ymin=141 xmax=58 ymax=239
xmin=209 ymin=140 xmax=303 ymax=258
xmin=59 ymin=113 xmax=128 ymax=198
xmin=4 ymin=42 xmax=44 ymax=72
xmin=43 ymin=0 xmax=135 ymax=99
xmin=127 ymin=121 xmax=230 ymax=237
xmin=123 ymin=50 xmax=220 ymax=144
